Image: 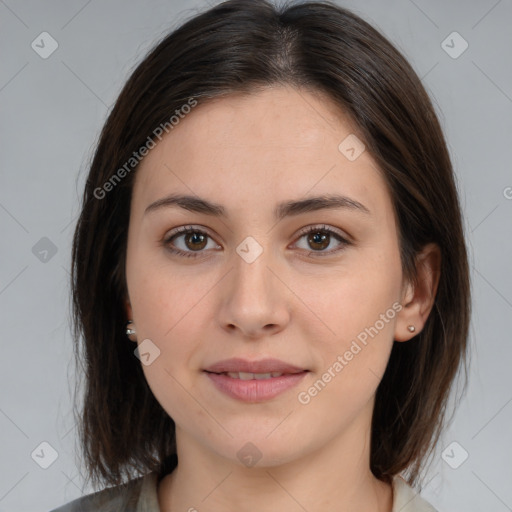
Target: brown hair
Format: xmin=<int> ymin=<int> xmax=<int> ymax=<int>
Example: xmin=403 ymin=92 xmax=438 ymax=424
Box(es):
xmin=71 ymin=0 xmax=471 ymax=491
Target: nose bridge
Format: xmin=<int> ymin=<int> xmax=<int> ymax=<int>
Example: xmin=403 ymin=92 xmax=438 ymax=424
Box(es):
xmin=219 ymin=236 xmax=289 ymax=336
xmin=230 ymin=237 xmax=276 ymax=306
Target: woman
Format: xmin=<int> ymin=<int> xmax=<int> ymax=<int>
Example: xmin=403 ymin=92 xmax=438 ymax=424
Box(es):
xmin=51 ymin=0 xmax=471 ymax=510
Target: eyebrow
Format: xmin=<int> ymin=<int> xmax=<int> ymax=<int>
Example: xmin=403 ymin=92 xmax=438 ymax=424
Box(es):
xmin=144 ymin=193 xmax=371 ymax=220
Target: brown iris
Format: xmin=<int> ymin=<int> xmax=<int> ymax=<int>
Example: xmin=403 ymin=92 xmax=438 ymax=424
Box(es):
xmin=185 ymin=231 xmax=208 ymax=251
xmin=308 ymin=231 xmax=330 ymax=251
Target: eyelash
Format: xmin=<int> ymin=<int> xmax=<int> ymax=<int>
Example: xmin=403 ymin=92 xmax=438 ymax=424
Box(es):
xmin=162 ymin=224 xmax=352 ymax=259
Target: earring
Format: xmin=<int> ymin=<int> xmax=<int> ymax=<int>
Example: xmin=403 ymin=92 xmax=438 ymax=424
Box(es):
xmin=407 ymin=325 xmax=416 ymax=333
xmin=126 ymin=321 xmax=137 ymax=342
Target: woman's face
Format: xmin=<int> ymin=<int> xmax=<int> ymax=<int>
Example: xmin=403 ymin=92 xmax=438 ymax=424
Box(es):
xmin=125 ymin=85 xmax=411 ymax=466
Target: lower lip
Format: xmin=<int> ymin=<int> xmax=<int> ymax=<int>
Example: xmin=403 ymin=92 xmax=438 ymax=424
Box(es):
xmin=204 ymin=371 xmax=308 ymax=402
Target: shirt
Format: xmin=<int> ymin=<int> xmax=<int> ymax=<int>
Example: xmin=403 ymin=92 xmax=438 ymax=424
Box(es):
xmin=49 ymin=471 xmax=438 ymax=512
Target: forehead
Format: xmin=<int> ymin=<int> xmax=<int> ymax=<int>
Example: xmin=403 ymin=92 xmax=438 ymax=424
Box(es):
xmin=132 ymin=86 xmax=392 ymax=220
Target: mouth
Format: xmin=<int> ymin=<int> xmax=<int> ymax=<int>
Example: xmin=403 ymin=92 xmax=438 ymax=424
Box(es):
xmin=203 ymin=369 xmax=309 ymax=402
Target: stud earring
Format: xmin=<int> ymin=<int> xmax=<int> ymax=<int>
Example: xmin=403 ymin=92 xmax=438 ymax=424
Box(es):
xmin=126 ymin=321 xmax=137 ymax=342
xmin=407 ymin=325 xmax=416 ymax=333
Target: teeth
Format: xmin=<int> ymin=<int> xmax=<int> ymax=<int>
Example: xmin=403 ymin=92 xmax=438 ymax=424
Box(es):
xmin=225 ymin=371 xmax=284 ymax=380
xmin=255 ymin=372 xmax=275 ymax=380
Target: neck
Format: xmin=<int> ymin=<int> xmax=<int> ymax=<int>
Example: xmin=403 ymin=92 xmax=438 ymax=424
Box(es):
xmin=157 ymin=407 xmax=393 ymax=512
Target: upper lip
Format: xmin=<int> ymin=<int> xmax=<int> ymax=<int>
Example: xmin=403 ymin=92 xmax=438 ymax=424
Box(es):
xmin=204 ymin=358 xmax=307 ymax=374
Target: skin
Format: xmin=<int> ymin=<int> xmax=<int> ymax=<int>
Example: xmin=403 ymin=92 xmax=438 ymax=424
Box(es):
xmin=124 ymin=84 xmax=440 ymax=512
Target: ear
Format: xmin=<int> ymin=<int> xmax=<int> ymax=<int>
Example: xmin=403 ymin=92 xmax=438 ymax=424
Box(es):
xmin=394 ymin=242 xmax=441 ymax=342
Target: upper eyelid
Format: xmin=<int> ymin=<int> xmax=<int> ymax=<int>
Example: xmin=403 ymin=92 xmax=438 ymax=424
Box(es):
xmin=295 ymin=224 xmax=351 ymax=241
xmin=165 ymin=225 xmax=219 ymax=243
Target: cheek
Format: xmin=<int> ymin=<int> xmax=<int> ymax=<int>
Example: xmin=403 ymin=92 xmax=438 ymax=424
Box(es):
xmin=128 ymin=249 xmax=200 ymax=335
xmin=128 ymin=257 xmax=222 ymax=376
xmin=296 ymin=246 xmax=402 ymax=396
xmin=302 ymin=249 xmax=402 ymax=339
xmin=130 ymin=266 xmax=210 ymax=422
xmin=295 ymin=288 xmax=398 ymax=426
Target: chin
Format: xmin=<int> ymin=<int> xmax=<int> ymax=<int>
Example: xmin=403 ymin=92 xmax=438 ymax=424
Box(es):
xmin=207 ymin=432 xmax=309 ymax=470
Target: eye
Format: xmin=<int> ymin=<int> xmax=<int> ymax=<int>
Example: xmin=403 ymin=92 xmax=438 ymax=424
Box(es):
xmin=163 ymin=224 xmax=351 ymax=259
xmin=163 ymin=225 xmax=220 ymax=258
xmin=292 ymin=224 xmax=351 ymax=257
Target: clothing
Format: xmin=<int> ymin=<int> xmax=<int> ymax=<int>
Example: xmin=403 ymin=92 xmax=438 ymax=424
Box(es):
xmin=49 ymin=471 xmax=437 ymax=512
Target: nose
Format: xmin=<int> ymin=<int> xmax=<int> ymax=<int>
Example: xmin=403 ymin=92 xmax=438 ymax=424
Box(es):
xmin=217 ymin=247 xmax=291 ymax=339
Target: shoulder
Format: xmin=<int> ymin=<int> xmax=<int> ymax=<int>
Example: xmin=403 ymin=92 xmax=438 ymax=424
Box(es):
xmin=48 ymin=472 xmax=159 ymax=512
xmin=391 ymin=475 xmax=438 ymax=512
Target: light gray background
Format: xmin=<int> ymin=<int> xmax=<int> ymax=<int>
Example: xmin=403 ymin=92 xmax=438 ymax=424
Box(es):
xmin=1 ymin=0 xmax=511 ymax=510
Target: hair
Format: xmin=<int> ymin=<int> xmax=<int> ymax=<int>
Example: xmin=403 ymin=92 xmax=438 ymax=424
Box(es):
xmin=70 ymin=0 xmax=471 ymax=492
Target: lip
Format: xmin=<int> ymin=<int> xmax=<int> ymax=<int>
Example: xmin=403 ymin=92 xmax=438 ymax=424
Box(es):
xmin=205 ymin=371 xmax=308 ymax=402
xmin=203 ymin=357 xmax=309 ymax=403
xmin=203 ymin=357 xmax=306 ymax=374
